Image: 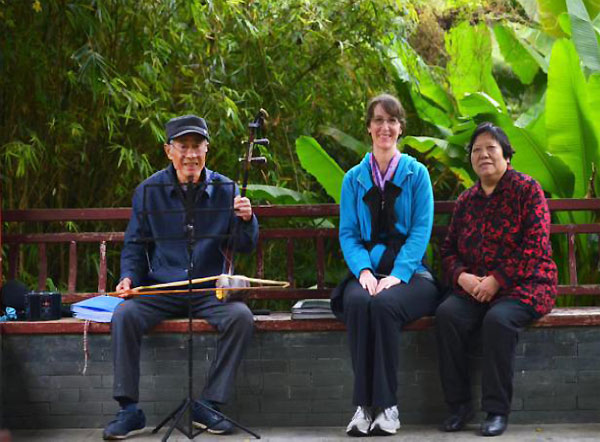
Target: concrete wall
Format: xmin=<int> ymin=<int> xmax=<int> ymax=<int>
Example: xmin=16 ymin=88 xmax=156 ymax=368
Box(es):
xmin=2 ymin=327 xmax=600 ymax=429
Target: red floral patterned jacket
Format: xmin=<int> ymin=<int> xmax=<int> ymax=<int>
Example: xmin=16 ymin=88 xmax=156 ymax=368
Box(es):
xmin=441 ymin=167 xmax=557 ymax=316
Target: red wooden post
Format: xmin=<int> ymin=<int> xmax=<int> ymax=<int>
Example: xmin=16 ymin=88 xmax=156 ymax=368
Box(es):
xmin=68 ymin=241 xmax=77 ymax=293
xmin=567 ymin=231 xmax=578 ymax=286
xmin=316 ymin=235 xmax=325 ymax=289
xmin=38 ymin=243 xmax=47 ymax=290
xmin=8 ymin=245 xmax=18 ymax=280
xmin=98 ymin=241 xmax=107 ymax=293
xmin=286 ymin=238 xmax=294 ymax=287
xmin=256 ymin=239 xmax=264 ymax=279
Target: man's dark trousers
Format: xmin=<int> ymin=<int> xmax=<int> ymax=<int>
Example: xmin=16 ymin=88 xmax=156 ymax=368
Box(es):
xmin=112 ymin=293 xmax=254 ymax=404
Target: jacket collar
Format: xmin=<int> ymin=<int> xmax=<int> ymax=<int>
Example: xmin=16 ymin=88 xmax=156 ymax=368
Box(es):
xmin=357 ymin=152 xmax=412 ymax=190
xmin=473 ymin=165 xmax=515 ymax=198
xmin=167 ymin=164 xmax=215 ymax=198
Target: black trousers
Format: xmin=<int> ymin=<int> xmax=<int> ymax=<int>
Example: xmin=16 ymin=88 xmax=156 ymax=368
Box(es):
xmin=111 ymin=293 xmax=254 ymax=405
xmin=343 ymin=275 xmax=440 ymax=407
xmin=435 ymin=294 xmax=536 ymax=415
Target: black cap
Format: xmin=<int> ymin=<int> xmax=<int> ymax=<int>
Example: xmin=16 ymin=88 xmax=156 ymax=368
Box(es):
xmin=166 ymin=115 xmax=210 ymax=142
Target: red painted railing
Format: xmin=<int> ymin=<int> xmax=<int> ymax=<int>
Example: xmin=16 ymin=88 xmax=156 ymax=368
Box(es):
xmin=1 ymin=200 xmax=599 ymax=303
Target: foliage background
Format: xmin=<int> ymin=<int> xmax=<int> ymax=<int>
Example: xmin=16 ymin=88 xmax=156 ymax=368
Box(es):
xmin=1 ymin=0 xmax=413 ymax=209
xmin=1 ymin=0 xmax=598 ymax=300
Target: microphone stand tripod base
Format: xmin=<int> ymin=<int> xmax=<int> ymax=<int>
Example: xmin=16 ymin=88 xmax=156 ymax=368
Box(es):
xmin=152 ymin=397 xmax=261 ymax=440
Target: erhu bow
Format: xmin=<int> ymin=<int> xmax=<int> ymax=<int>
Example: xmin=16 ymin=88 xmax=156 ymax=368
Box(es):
xmin=107 ymin=274 xmax=289 ymax=300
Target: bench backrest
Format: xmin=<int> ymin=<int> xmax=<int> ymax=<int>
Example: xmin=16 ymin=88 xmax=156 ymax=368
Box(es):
xmin=1 ymin=200 xmax=599 ymax=304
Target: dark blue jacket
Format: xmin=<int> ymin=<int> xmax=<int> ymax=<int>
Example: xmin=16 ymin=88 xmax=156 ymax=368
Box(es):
xmin=120 ymin=164 xmax=259 ymax=287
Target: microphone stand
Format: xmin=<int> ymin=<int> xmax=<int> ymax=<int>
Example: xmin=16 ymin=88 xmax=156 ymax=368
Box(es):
xmin=152 ymin=177 xmax=260 ymax=441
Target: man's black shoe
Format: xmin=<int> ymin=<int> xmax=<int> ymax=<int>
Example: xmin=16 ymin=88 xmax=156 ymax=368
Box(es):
xmin=480 ymin=413 xmax=508 ymax=437
xmin=192 ymin=400 xmax=233 ymax=435
xmin=440 ymin=404 xmax=474 ymax=432
xmin=102 ymin=409 xmax=146 ymax=440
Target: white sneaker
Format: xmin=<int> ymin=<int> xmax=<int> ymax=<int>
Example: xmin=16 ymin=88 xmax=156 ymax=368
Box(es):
xmin=370 ymin=405 xmax=400 ymax=435
xmin=346 ymin=406 xmax=372 ymax=437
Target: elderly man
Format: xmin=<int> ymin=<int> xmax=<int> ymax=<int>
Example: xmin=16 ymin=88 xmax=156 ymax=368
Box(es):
xmin=103 ymin=115 xmax=258 ymax=440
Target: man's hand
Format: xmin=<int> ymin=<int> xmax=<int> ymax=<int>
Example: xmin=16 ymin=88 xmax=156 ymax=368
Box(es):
xmin=375 ymin=276 xmax=402 ymax=295
xmin=457 ymin=272 xmax=483 ymax=296
xmin=472 ymin=275 xmax=500 ymax=303
xmin=234 ymin=196 xmax=253 ymax=222
xmin=115 ymin=277 xmax=134 ymax=299
xmin=359 ymin=269 xmax=378 ymax=296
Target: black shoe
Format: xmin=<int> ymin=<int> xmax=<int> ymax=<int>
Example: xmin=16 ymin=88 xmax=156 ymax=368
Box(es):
xmin=192 ymin=400 xmax=234 ymax=435
xmin=481 ymin=413 xmax=508 ymax=437
xmin=440 ymin=404 xmax=474 ymax=432
xmin=102 ymin=409 xmax=146 ymax=440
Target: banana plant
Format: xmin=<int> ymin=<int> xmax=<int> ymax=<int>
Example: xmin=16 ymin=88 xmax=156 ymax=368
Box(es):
xmin=295 ymin=135 xmax=345 ymax=204
xmin=293 ymin=3 xmax=599 ymax=304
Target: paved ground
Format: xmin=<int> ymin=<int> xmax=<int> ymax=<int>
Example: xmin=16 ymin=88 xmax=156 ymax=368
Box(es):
xmin=9 ymin=424 xmax=600 ymax=441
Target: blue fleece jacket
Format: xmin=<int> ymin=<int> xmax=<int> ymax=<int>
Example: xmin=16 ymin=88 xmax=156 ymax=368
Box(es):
xmin=120 ymin=164 xmax=258 ymax=288
xmin=339 ymin=152 xmax=433 ymax=283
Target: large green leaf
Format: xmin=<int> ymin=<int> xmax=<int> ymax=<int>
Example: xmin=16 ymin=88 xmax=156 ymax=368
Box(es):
xmin=459 ymin=92 xmax=503 ymax=118
xmin=319 ymin=126 xmax=370 ymax=156
xmin=385 ymin=35 xmax=454 ymax=114
xmin=516 ymin=93 xmax=546 ymax=128
xmin=538 ymin=0 xmax=572 ymax=37
xmin=587 ymin=73 xmax=600 ymax=195
xmin=586 ymin=73 xmax=600 ymax=130
xmin=401 ymin=135 xmax=448 ymax=150
xmin=538 ymin=0 xmax=600 ymax=38
xmin=401 ymin=136 xmax=449 ymax=161
xmin=547 ymin=39 xmax=600 ymax=198
xmin=494 ymin=114 xmax=575 ymax=198
xmin=385 ymin=36 xmax=455 ymax=129
xmin=295 ymin=136 xmax=345 ymax=203
xmin=493 ymin=24 xmax=540 ymax=84
xmin=401 ymin=136 xmax=474 ymax=187
xmin=512 ymin=24 xmax=553 ymax=73
xmin=559 ymin=11 xmax=573 ymax=36
xmin=567 ymin=0 xmax=600 ymax=71
xmin=447 ymin=121 xmax=478 ymax=148
xmin=516 ymin=0 xmax=540 ymax=20
xmin=446 ymin=21 xmax=506 ymax=114
xmin=410 ymin=65 xmax=454 ymax=116
xmin=245 ymin=184 xmax=308 ymax=204
xmin=409 ymin=88 xmax=453 ymax=130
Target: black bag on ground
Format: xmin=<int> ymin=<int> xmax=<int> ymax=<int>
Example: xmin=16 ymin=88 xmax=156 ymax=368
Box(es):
xmin=0 ymin=279 xmax=28 ymax=317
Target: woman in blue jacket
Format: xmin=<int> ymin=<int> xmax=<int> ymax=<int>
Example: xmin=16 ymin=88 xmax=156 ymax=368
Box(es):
xmin=333 ymin=94 xmax=440 ymax=436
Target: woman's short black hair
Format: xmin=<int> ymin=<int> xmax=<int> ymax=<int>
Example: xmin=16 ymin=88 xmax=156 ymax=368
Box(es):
xmin=467 ymin=122 xmax=515 ymax=160
xmin=366 ymin=93 xmax=407 ymax=132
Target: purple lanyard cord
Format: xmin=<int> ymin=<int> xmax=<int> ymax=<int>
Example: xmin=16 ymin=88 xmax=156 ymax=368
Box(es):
xmin=370 ymin=151 xmax=400 ymax=191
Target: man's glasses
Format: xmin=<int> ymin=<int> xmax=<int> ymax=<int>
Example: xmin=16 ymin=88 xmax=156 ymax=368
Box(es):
xmin=169 ymin=142 xmax=207 ymax=153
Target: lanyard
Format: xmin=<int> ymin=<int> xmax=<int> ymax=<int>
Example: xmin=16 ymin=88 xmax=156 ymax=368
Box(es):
xmin=370 ymin=151 xmax=400 ymax=191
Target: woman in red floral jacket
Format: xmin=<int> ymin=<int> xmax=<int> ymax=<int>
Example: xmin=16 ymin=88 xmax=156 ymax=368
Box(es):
xmin=436 ymin=122 xmax=557 ymax=437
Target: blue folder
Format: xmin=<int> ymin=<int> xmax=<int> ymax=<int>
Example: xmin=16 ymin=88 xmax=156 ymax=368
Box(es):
xmin=71 ymin=295 xmax=124 ymax=323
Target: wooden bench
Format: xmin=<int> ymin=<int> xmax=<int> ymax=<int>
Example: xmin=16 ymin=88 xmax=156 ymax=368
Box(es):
xmin=1 ymin=199 xmax=599 ymax=334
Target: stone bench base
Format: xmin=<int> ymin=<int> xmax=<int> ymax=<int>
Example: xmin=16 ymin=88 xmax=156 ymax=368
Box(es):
xmin=2 ymin=315 xmax=600 ymax=428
